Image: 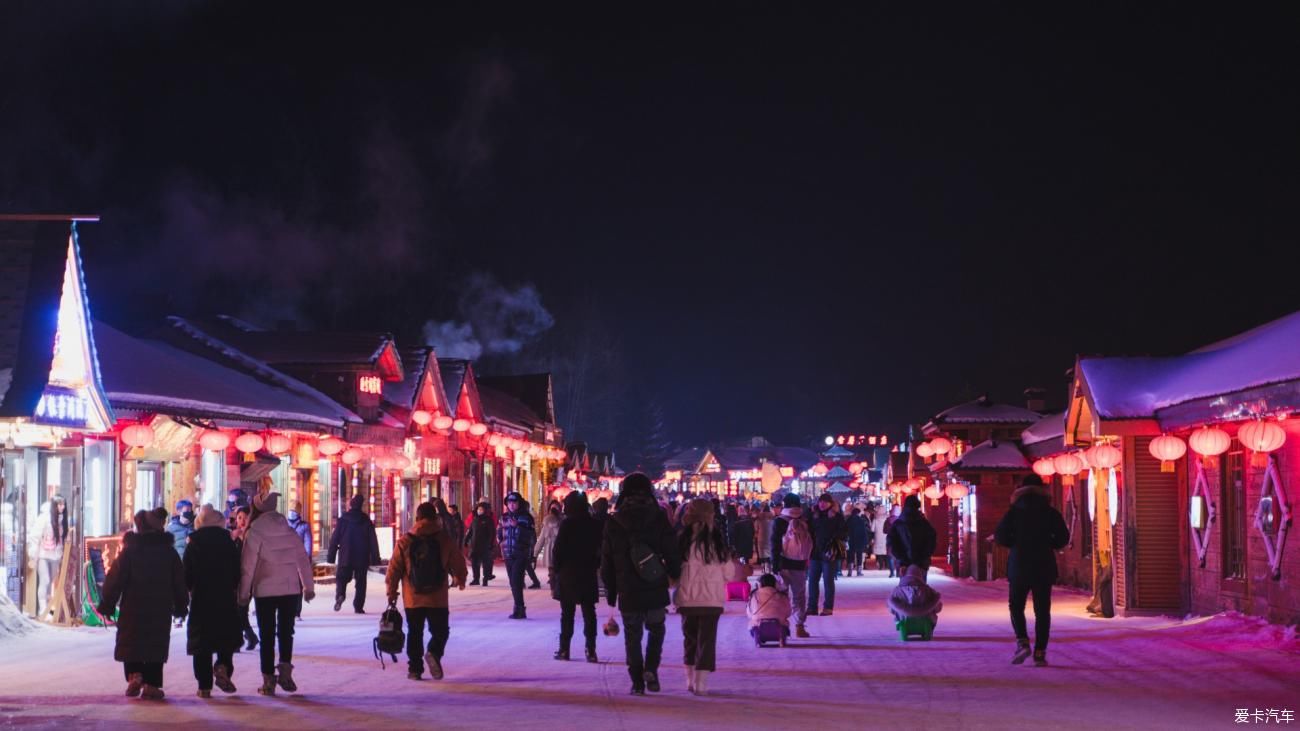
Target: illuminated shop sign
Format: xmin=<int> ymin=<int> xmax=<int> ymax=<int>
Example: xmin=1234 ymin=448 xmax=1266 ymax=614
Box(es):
xmin=358 ymin=375 xmax=383 ymax=395
xmin=33 ymin=385 xmax=94 ymax=428
xmin=823 ymin=434 xmax=889 ymax=447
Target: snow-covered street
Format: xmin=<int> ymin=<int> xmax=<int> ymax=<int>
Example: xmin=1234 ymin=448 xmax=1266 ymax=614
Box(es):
xmin=1 ymin=568 xmax=1296 ymax=730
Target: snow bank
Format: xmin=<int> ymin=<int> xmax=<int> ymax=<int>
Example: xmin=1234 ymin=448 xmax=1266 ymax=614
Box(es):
xmin=1173 ymin=612 xmax=1300 ymax=654
xmin=0 ymin=592 xmax=38 ymax=639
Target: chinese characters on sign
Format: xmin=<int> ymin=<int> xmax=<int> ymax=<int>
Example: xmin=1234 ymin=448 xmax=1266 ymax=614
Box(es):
xmin=358 ymin=375 xmax=383 ymax=395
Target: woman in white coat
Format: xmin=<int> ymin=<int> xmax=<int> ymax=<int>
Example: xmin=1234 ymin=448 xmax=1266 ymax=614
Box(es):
xmin=871 ymin=506 xmax=891 ymax=576
xmin=28 ymin=495 xmax=68 ymax=618
xmin=238 ymin=492 xmax=314 ymax=696
xmin=673 ymin=498 xmax=747 ymax=696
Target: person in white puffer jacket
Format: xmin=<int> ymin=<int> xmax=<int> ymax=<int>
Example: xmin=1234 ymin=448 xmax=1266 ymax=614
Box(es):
xmin=672 ymin=498 xmax=748 ymax=697
xmin=238 ymin=492 xmax=314 ymax=696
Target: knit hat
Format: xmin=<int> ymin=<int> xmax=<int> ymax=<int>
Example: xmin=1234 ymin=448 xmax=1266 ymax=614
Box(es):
xmin=254 ymin=491 xmax=280 ymax=513
xmin=621 ymin=472 xmax=654 ymax=498
xmin=782 ymin=493 xmax=801 ymax=508
xmin=683 ymin=498 xmax=715 ymax=528
xmin=196 ymin=504 xmax=226 ymax=529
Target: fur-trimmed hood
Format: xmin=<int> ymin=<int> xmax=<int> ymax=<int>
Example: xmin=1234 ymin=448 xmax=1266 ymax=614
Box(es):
xmin=1011 ymin=484 xmax=1052 ymax=506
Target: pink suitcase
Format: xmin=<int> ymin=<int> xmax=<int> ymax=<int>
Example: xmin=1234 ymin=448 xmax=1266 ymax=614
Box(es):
xmin=726 ymin=581 xmax=751 ymax=601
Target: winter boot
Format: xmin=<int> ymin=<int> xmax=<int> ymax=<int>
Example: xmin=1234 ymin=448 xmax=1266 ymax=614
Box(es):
xmin=197 ymin=689 xmax=212 ymax=699
xmin=1033 ymin=649 xmax=1048 ymax=667
xmin=333 ymin=596 xmax=344 ymax=612
xmin=257 ymin=673 xmax=277 ymax=696
xmin=509 ymin=608 xmax=526 ymax=619
xmin=585 ymin=644 xmax=598 ymax=663
xmin=692 ymin=670 xmax=710 ymax=696
xmin=643 ymin=670 xmax=660 ymax=693
xmin=125 ymin=673 xmax=144 ymax=698
xmin=1011 ymin=639 xmax=1032 ymax=665
xmin=685 ymin=666 xmax=696 ymax=693
xmin=140 ymin=685 xmax=165 ymax=700
xmin=554 ymin=647 xmax=570 ymax=661
xmin=425 ymin=651 xmax=443 ymax=680
xmin=213 ymin=664 xmax=236 ymax=693
xmin=407 ymin=672 xmax=423 ymax=680
xmin=795 ymin=624 xmax=810 ymax=638
xmin=245 ymin=629 xmax=258 ymax=651
xmin=276 ymin=663 xmax=297 ymax=692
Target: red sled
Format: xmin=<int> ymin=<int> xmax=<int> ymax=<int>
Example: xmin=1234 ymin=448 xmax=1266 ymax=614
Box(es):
xmin=726 ymin=581 xmax=751 ymax=601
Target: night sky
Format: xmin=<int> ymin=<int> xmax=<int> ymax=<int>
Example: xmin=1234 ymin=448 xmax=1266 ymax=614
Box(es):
xmin=3 ymin=3 xmax=1298 ymax=459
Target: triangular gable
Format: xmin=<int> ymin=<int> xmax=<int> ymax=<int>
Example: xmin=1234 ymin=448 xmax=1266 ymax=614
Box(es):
xmin=374 ymin=340 xmax=404 ymax=382
xmin=415 ymin=350 xmax=447 ymax=416
xmin=696 ymin=450 xmax=723 ymax=475
xmin=455 ymin=362 xmax=483 ymax=422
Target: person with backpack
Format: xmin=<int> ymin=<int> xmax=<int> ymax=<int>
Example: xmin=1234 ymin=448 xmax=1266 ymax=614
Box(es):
xmin=674 ymin=499 xmax=747 ymax=696
xmin=888 ymin=495 xmax=937 ymax=574
xmin=184 ymin=505 xmax=242 ymax=698
xmin=550 ymin=490 xmax=603 ymax=663
xmin=464 ymin=501 xmax=496 ymax=586
xmin=846 ymin=507 xmax=869 ymax=577
xmin=806 ymin=494 xmax=847 ymax=616
xmin=770 ymin=493 xmax=812 ymax=638
xmin=600 ymin=472 xmax=683 ymax=696
xmin=385 ymin=501 xmax=468 ymax=680
xmin=98 ymin=510 xmax=189 ymax=700
xmin=328 ymin=494 xmax=380 ymax=613
xmin=239 ymin=492 xmax=315 ymax=696
xmin=995 ymin=474 xmax=1069 ymax=667
xmin=498 ymin=492 xmax=537 ymax=619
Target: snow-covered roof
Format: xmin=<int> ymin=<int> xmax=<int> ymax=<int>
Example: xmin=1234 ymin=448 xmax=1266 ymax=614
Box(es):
xmin=98 ymin=322 xmax=357 ymax=429
xmin=822 ymin=445 xmax=855 ymax=458
xmin=931 ymin=396 xmax=1040 ymax=425
xmin=825 ymin=465 xmax=854 ymax=479
xmin=1021 ymin=412 xmax=1065 ymax=446
xmin=1080 ymin=309 xmax=1300 ymax=419
xmin=950 ymin=439 xmax=1030 ymax=471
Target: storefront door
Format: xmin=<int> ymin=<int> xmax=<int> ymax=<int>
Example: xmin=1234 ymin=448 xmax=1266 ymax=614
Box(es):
xmin=1 ymin=450 xmax=28 ymax=607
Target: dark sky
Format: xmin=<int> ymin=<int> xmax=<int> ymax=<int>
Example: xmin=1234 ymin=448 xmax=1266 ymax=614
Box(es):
xmin=3 ymin=3 xmax=1298 ymax=455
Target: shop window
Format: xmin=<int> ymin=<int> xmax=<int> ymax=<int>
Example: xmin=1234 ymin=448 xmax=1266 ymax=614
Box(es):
xmin=82 ymin=439 xmax=115 ymax=537
xmin=2 ymin=451 xmax=26 ymax=604
xmin=200 ymin=450 xmax=226 ymax=508
xmin=136 ymin=462 xmax=164 ymax=512
xmin=1221 ymin=447 xmax=1246 ymax=581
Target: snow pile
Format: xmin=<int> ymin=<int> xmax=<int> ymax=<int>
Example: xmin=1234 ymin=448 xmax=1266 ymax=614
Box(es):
xmin=1175 ymin=612 xmax=1300 ymax=654
xmin=0 ymin=592 xmax=38 ymax=639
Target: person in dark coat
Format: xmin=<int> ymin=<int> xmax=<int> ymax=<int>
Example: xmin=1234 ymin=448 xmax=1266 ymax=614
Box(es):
xmin=286 ymin=502 xmax=313 ymax=560
xmin=327 ymin=494 xmax=380 ymax=613
xmin=600 ymin=473 xmax=683 ymax=696
xmin=166 ymin=499 xmax=195 ymax=558
xmin=728 ymin=505 xmax=755 ymax=563
xmin=995 ymin=474 xmax=1069 ymax=667
xmin=98 ymin=510 xmax=189 ymax=700
xmin=551 ymin=490 xmax=603 ymax=662
xmin=887 ymin=495 xmax=937 ymax=573
xmin=184 ymin=505 xmax=243 ymax=697
xmin=498 ymin=492 xmax=537 ymax=619
xmin=464 ymin=501 xmax=497 ymax=586
xmin=806 ymin=494 xmax=847 ymax=616
xmin=846 ymin=508 xmax=869 ymax=577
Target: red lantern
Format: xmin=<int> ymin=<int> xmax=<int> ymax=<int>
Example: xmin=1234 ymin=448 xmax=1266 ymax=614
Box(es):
xmin=199 ymin=431 xmax=230 ymax=452
xmin=488 ymin=434 xmax=502 ymax=447
xmin=944 ymin=482 xmax=969 ymax=500
xmin=432 ymin=415 xmax=454 ymax=431
xmin=235 ymin=433 xmax=264 ymax=454
xmin=1088 ymin=443 xmax=1122 ymax=470
xmin=1238 ymin=420 xmax=1286 ymax=467
xmin=1147 ymin=435 xmax=1187 ymax=473
xmin=929 ymin=437 xmax=953 ymax=458
xmin=341 ymin=448 xmax=363 ymax=466
xmin=916 ymin=442 xmax=934 ymax=463
xmin=469 ymin=422 xmax=488 ymax=437
xmin=451 ymin=418 xmax=471 ymax=433
xmin=121 ymin=423 xmax=155 ymax=449
xmin=411 ymin=410 xmax=432 ymax=426
xmin=266 ymin=434 xmax=292 ymax=454
xmin=1032 ymin=458 xmax=1056 ymax=478
xmin=1052 ymin=452 xmax=1084 ymax=485
xmin=923 ymin=484 xmax=942 ymax=505
xmin=376 ymin=454 xmax=395 ymax=470
xmin=392 ymin=455 xmax=411 ymax=471
xmin=1188 ymin=425 xmax=1230 ymax=465
xmin=318 ymin=437 xmax=345 ymax=456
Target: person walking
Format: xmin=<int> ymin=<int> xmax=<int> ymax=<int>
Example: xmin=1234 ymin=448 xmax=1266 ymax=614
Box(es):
xmin=464 ymin=501 xmax=496 ymax=586
xmin=28 ymin=495 xmax=68 ymax=619
xmin=674 ymin=499 xmax=747 ymax=696
xmin=498 ymin=492 xmax=537 ymax=619
xmin=327 ymin=494 xmax=380 ymax=613
xmin=98 ymin=510 xmax=188 ymax=700
xmin=600 ymin=473 xmax=683 ymax=696
xmin=806 ymin=494 xmax=847 ymax=617
xmin=230 ymin=506 xmax=258 ymax=650
xmin=166 ymin=499 xmax=195 ymax=559
xmin=385 ymin=501 xmax=468 ymax=680
xmin=887 ymin=495 xmax=937 ymax=574
xmin=995 ymin=474 xmax=1069 ymax=667
xmin=846 ymin=507 xmax=869 ymax=577
xmin=536 ymin=500 xmax=562 ymax=582
xmin=434 ymin=498 xmax=464 ymax=550
xmin=184 ymin=505 xmax=242 ymax=698
xmin=728 ymin=504 xmax=755 ymax=565
xmin=753 ymin=505 xmax=773 ymax=570
xmin=870 ymin=505 xmax=891 ymax=575
xmin=550 ymin=490 xmax=602 ymax=663
xmin=286 ymin=502 xmax=313 ymax=560
xmin=771 ymin=494 xmax=812 ymax=638
xmin=238 ymin=492 xmax=315 ymax=696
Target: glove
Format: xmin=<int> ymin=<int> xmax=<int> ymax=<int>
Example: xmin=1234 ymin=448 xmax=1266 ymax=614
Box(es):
xmin=303 ymin=591 xmax=315 ymax=603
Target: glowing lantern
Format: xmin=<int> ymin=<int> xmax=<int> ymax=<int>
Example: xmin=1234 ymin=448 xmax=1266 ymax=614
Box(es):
xmin=551 ymin=486 xmax=572 ymax=503
xmin=469 ymin=422 xmax=488 ymax=437
xmin=266 ymin=433 xmax=292 ymax=454
xmin=1238 ymin=420 xmax=1286 ymax=467
xmin=889 ymin=482 xmax=904 ymax=495
xmin=923 ymin=484 xmax=942 ymax=505
xmin=235 ymin=433 xmax=265 ymax=454
xmin=944 ymin=482 xmax=969 ymax=501
xmin=916 ymin=442 xmax=934 ymax=463
xmin=393 ymin=455 xmax=412 ymax=471
xmin=1147 ymin=434 xmax=1187 ymax=473
xmin=432 ymin=415 xmax=454 ymax=431
xmin=929 ymin=437 xmax=953 ymax=459
xmin=376 ymin=454 xmax=395 ymax=470
xmin=1188 ymin=425 xmax=1231 ymax=465
xmin=318 ymin=437 xmax=345 ymax=456
xmin=1088 ymin=443 xmax=1122 ymax=470
xmin=1032 ymin=458 xmax=1056 ymax=478
xmin=121 ymin=423 xmax=155 ymax=449
xmin=411 ymin=410 xmax=432 ymax=426
xmin=528 ymin=444 xmax=542 ymax=456
xmin=341 ymin=448 xmax=363 ymax=466
xmin=452 ymin=418 xmax=471 ymax=433
xmin=488 ymin=434 xmax=502 ymax=447
xmin=1052 ymin=452 xmax=1084 ymax=485
xmin=199 ymin=431 xmax=230 ymax=452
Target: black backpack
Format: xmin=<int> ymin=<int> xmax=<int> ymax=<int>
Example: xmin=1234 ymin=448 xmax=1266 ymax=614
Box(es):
xmin=627 ymin=522 xmax=666 ymax=583
xmin=408 ymin=534 xmax=446 ymax=593
xmin=373 ymin=605 xmax=405 ymax=668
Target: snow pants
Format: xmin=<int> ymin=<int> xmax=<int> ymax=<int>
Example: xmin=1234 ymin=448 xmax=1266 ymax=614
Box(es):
xmin=405 ymin=607 xmax=449 ymax=675
xmin=780 ymin=569 xmax=808 ymax=625
xmin=807 ymin=559 xmax=836 ymax=612
xmin=620 ymin=607 xmax=667 ymax=682
xmin=254 ymin=595 xmax=298 ymax=675
xmin=679 ymin=607 xmax=722 ymax=672
xmin=192 ymin=649 xmax=234 ymax=691
xmin=1008 ymin=578 xmax=1053 ymax=651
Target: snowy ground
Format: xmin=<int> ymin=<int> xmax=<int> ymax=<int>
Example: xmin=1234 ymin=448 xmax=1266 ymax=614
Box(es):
xmin=1 ymin=568 xmax=1297 ymax=730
